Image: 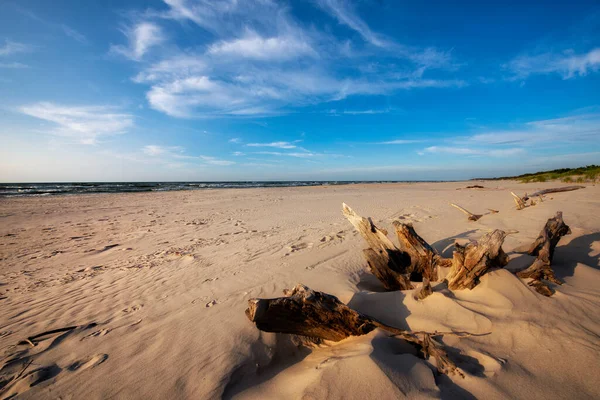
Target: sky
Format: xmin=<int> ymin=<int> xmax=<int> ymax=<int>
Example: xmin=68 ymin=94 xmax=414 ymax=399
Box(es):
xmin=0 ymin=0 xmax=599 ymax=182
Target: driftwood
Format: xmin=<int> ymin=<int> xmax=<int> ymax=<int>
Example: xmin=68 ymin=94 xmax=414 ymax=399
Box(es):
xmin=522 ymin=186 xmax=585 ymax=201
xmin=413 ymin=278 xmax=433 ymax=300
xmin=450 ymin=203 xmax=499 ymax=221
xmin=342 ymin=203 xmax=412 ymax=290
xmin=445 ymin=230 xmax=509 ymax=290
xmin=342 ymin=204 xmax=449 ymax=288
xmin=517 ymin=212 xmax=571 ymax=296
xmin=246 ymin=284 xmax=468 ymax=377
xmin=393 ymin=221 xmax=451 ymax=281
xmin=511 ymin=192 xmax=527 ymax=210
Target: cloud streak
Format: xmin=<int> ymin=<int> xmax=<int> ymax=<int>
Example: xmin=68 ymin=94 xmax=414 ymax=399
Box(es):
xmin=0 ymin=40 xmax=31 ymax=56
xmin=111 ymin=22 xmax=165 ymax=61
xmin=246 ymin=141 xmax=298 ymax=149
xmin=505 ymin=48 xmax=600 ymax=80
xmin=19 ymin=102 xmax=134 ymax=145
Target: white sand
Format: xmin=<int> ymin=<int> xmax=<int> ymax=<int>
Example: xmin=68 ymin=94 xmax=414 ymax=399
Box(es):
xmin=1 ymin=181 xmax=599 ymax=399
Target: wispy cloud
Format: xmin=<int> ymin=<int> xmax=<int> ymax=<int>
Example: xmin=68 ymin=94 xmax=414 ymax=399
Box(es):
xmin=316 ymin=0 xmax=388 ymax=47
xmin=61 ymin=25 xmax=88 ymax=44
xmin=208 ymin=31 xmax=316 ymax=61
xmin=254 ymin=151 xmax=317 ymax=158
xmin=0 ymin=40 xmax=31 ymax=56
xmin=246 ymin=141 xmax=298 ymax=149
xmin=0 ymin=62 xmax=29 ymax=69
xmin=199 ymin=155 xmax=235 ymax=165
xmin=505 ymin=48 xmax=600 ymax=80
xmin=423 ymin=146 xmax=525 ymax=157
xmin=466 ymin=113 xmax=600 ymax=146
xmin=376 ymin=139 xmax=424 ymax=145
xmin=111 ymin=22 xmax=165 ymax=61
xmin=228 ymin=138 xmax=242 ymax=144
xmin=19 ymin=102 xmax=134 ymax=145
xmin=142 ymin=144 xmax=184 ymax=156
xmin=327 ymin=108 xmax=391 ymax=116
xmin=121 ymin=0 xmax=463 ymax=118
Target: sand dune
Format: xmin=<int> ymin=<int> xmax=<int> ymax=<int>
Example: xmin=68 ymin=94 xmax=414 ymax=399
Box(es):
xmin=1 ymin=181 xmax=599 ymax=399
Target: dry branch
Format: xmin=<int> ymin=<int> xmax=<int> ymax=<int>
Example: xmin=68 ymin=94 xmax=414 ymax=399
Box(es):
xmin=517 ymin=212 xmax=571 ymax=296
xmin=450 ymin=203 xmax=483 ymax=221
xmin=450 ymin=204 xmax=498 ymax=221
xmin=246 ymin=284 xmax=467 ymax=377
xmin=522 ymin=186 xmax=585 ymax=201
xmin=511 ymin=192 xmax=527 ymax=210
xmin=445 ymin=230 xmax=509 ymax=290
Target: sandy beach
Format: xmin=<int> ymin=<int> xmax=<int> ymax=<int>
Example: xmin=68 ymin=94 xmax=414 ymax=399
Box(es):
xmin=1 ymin=181 xmax=599 ymax=399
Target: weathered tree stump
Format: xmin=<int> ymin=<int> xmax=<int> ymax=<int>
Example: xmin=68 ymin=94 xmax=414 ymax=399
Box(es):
xmin=393 ymin=221 xmax=451 ymax=281
xmin=517 ymin=212 xmax=571 ymax=296
xmin=363 ymin=248 xmax=413 ymax=291
xmin=342 ymin=203 xmax=413 ymax=290
xmin=246 ymin=284 xmax=466 ymax=377
xmin=445 ymin=230 xmax=509 ymax=290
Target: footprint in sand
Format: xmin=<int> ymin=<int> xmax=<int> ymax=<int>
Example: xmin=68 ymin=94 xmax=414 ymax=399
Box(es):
xmin=67 ymin=354 xmax=108 ymax=371
xmin=81 ymin=328 xmax=111 ymax=340
xmin=122 ymin=304 xmax=143 ymax=313
xmin=285 ymin=242 xmax=314 ymax=256
xmin=319 ymin=230 xmax=346 ymax=246
xmin=0 ymin=363 xmax=62 ymax=398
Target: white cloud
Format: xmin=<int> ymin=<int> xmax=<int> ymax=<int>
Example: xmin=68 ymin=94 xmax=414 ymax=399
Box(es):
xmin=246 ymin=141 xmax=297 ymax=149
xmin=125 ymin=0 xmax=462 ymax=118
xmin=423 ymin=146 xmax=525 ymax=157
xmin=316 ymin=0 xmax=388 ymax=47
xmin=199 ymin=155 xmax=235 ymax=165
xmin=505 ymin=48 xmax=600 ymax=80
xmin=0 ymin=62 xmax=29 ymax=69
xmin=228 ymin=138 xmax=242 ymax=143
xmin=0 ymin=40 xmax=31 ymax=56
xmin=142 ymin=144 xmax=184 ymax=156
xmin=232 ymin=151 xmax=245 ymax=156
xmin=208 ymin=31 xmax=316 ymax=61
xmin=111 ymin=22 xmax=165 ymax=61
xmin=377 ymin=139 xmax=424 ymax=145
xmin=19 ymin=102 xmax=134 ymax=144
xmin=467 ymin=113 xmax=600 ymax=146
xmin=328 ymin=108 xmax=391 ymax=116
xmin=255 ymin=151 xmax=317 ymax=158
xmin=61 ymin=25 xmax=88 ymax=44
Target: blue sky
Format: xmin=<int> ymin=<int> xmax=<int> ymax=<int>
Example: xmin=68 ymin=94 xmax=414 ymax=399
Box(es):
xmin=1 ymin=0 xmax=599 ymax=182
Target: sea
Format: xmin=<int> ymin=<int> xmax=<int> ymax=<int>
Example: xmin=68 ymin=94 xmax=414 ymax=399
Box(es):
xmin=0 ymin=181 xmax=405 ymax=198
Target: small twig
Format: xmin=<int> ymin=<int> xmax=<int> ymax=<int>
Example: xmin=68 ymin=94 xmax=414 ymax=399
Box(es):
xmin=450 ymin=203 xmax=482 ymax=221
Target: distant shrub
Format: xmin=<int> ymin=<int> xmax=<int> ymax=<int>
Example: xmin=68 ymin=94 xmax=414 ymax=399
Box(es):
xmin=562 ymin=176 xmax=573 ymax=183
xmin=533 ymin=176 xmax=547 ymax=182
xmin=576 ymin=177 xmax=585 ymax=183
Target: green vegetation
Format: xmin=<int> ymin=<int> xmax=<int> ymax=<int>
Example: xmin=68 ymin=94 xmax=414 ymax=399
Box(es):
xmin=483 ymin=165 xmax=600 ymax=183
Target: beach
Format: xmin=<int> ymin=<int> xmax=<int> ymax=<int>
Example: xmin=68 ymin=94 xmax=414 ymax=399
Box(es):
xmin=1 ymin=181 xmax=599 ymax=399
